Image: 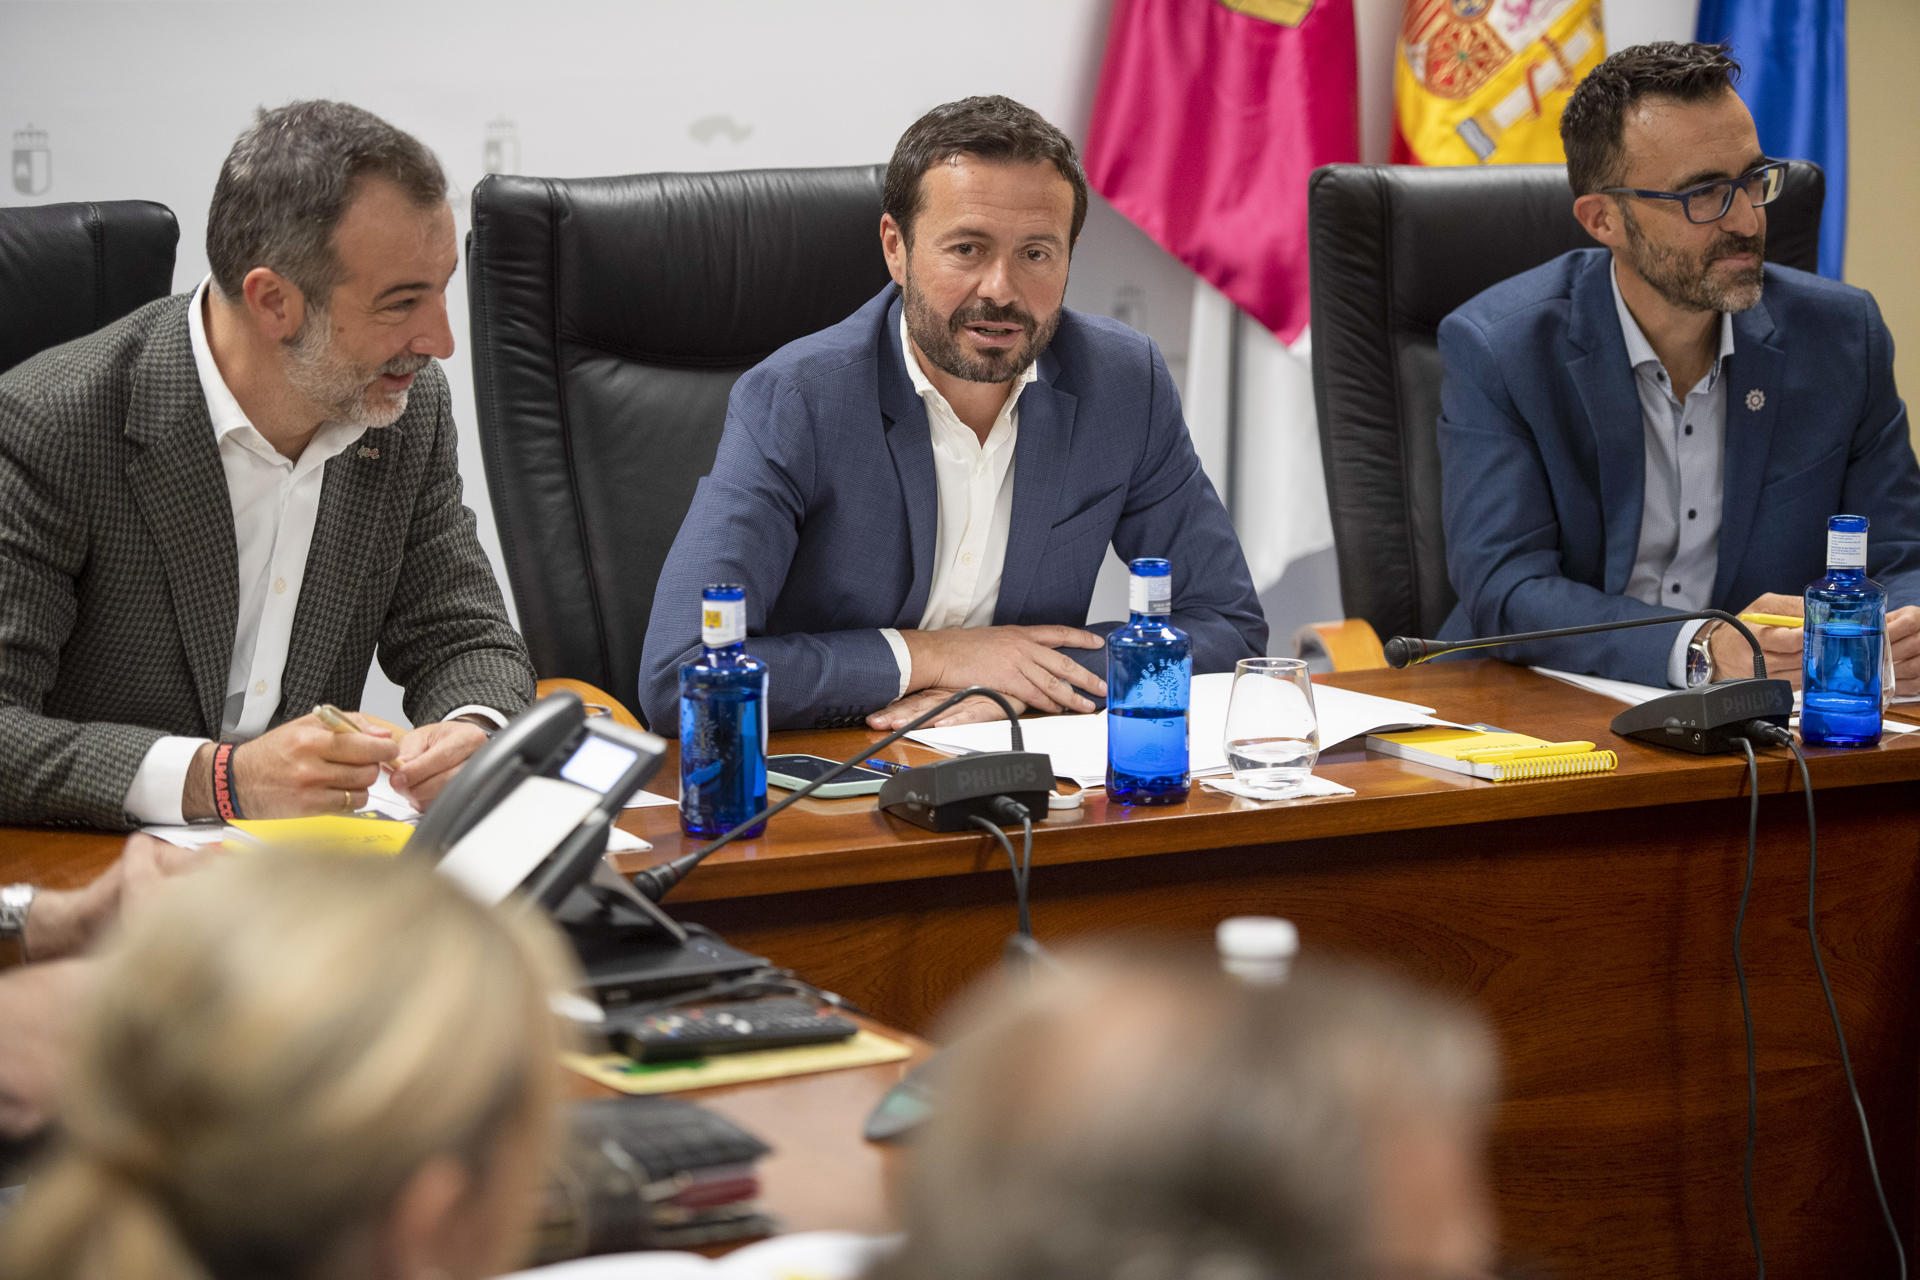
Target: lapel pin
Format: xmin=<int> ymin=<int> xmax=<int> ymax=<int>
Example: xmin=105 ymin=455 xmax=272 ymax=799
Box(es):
xmin=358 ymin=445 xmax=380 ymax=460
xmin=1745 ymin=389 xmax=1765 ymax=412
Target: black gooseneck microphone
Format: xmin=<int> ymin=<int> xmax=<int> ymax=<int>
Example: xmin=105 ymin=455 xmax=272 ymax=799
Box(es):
xmin=1384 ymin=608 xmax=1793 ymax=754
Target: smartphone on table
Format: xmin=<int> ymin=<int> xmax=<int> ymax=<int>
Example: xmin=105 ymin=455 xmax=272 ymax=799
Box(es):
xmin=765 ymin=753 xmax=891 ymax=798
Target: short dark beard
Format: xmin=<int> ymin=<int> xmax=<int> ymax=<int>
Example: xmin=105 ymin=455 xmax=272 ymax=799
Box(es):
xmin=902 ymin=263 xmax=1062 ymax=385
xmin=282 ymin=306 xmax=431 ymax=430
xmin=1619 ymin=201 xmax=1764 ymax=313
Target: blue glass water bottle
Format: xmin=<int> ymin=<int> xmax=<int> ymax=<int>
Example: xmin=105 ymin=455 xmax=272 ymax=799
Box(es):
xmin=1107 ymin=557 xmax=1191 ymax=805
xmin=679 ymin=584 xmax=769 ymax=837
xmin=1802 ymin=515 xmax=1886 ymax=748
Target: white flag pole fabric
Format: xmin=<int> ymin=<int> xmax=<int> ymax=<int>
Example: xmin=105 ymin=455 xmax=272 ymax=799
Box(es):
xmin=1185 ymin=279 xmax=1335 ymax=596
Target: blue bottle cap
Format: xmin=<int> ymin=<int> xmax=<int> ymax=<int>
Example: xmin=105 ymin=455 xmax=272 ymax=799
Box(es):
xmin=702 ymin=583 xmax=747 ymax=602
xmin=1128 ymin=558 xmax=1171 ymax=577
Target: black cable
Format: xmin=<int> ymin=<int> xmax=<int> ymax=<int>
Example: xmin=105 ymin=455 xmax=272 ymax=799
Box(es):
xmin=1019 ymin=815 xmax=1034 ymax=925
xmin=968 ymin=814 xmax=1031 ymax=938
xmin=1732 ymin=735 xmax=1764 ymax=1279
xmin=632 ymin=684 xmax=1025 ymax=901
xmin=1784 ymin=735 xmax=1906 ymax=1279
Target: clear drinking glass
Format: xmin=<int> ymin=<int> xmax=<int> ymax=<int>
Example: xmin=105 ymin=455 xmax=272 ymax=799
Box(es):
xmin=1223 ymin=657 xmax=1319 ymax=787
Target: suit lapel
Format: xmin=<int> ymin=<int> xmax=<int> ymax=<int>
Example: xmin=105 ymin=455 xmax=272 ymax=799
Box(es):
xmin=879 ymin=293 xmax=938 ymax=626
xmin=277 ymin=428 xmax=394 ymax=716
xmin=1567 ymin=256 xmax=1651 ymax=595
xmin=994 ymin=350 xmax=1073 ymax=625
xmin=1714 ymin=295 xmax=1783 ymax=602
xmin=124 ymin=304 xmax=236 ymax=737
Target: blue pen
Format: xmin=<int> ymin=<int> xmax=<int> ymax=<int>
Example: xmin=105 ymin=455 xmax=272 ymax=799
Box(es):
xmin=863 ymin=757 xmax=912 ymax=775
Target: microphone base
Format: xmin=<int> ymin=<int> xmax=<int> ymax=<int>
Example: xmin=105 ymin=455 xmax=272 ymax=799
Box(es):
xmin=1609 ymin=678 xmax=1795 ymax=754
xmin=877 ymin=752 xmax=1053 ymax=832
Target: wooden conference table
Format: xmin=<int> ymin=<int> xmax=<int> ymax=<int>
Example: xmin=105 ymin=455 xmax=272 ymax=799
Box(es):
xmin=5 ymin=660 xmax=1919 ymax=1277
xmin=613 ymin=660 xmax=1920 ymax=1280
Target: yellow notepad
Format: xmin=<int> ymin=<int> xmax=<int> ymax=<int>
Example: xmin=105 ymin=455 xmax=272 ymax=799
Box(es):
xmin=1365 ymin=727 xmax=1617 ymax=782
xmin=224 ymin=815 xmax=414 ymax=856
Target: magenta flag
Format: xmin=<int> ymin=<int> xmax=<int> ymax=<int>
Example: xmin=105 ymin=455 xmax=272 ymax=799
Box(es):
xmin=1086 ymin=0 xmax=1359 ymax=342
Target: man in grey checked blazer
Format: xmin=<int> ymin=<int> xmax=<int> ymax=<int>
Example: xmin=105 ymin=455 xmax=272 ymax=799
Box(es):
xmin=0 ymin=102 xmax=533 ymax=829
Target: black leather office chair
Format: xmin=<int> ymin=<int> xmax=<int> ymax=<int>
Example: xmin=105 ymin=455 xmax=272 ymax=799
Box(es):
xmin=0 ymin=200 xmax=179 ymax=374
xmin=466 ymin=165 xmax=891 ymax=722
xmin=1305 ymin=160 xmax=1825 ymax=651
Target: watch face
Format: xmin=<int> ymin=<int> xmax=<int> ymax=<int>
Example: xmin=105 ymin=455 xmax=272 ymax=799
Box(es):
xmin=1687 ymin=643 xmax=1712 ymax=687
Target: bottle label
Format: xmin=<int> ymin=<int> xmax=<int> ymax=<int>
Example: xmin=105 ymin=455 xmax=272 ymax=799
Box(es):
xmin=702 ymin=597 xmax=745 ymax=646
xmin=1827 ymin=529 xmax=1867 ymax=568
xmin=1129 ymin=572 xmax=1172 ymax=615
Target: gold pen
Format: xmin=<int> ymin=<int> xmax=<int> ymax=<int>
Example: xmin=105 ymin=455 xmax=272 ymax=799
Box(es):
xmin=312 ymin=703 xmax=359 ymax=733
xmin=313 ymin=704 xmax=396 ymax=775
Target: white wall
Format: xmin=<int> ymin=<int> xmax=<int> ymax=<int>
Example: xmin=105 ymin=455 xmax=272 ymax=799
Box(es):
xmin=2 ymin=0 xmax=1692 ymax=719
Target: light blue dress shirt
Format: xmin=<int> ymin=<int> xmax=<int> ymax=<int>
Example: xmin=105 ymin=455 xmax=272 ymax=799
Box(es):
xmin=1611 ymin=263 xmax=1737 ymax=686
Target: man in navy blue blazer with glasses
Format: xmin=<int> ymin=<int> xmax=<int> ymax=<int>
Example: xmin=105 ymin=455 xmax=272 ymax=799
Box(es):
xmin=1437 ymin=41 xmax=1920 ymax=693
xmin=640 ymin=96 xmax=1264 ymax=733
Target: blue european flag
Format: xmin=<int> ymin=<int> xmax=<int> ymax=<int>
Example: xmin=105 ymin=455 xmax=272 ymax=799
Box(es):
xmin=1696 ymin=0 xmax=1847 ymax=279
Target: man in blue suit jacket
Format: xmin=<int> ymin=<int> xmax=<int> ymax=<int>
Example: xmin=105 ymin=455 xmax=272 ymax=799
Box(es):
xmin=641 ymin=96 xmax=1264 ymax=732
xmin=1438 ymin=42 xmax=1920 ymax=691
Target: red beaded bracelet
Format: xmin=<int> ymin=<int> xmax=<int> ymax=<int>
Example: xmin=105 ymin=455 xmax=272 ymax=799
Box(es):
xmin=211 ymin=742 xmax=243 ymax=822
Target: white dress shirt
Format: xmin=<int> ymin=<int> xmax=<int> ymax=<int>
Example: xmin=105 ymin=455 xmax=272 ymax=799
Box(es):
xmin=1611 ymin=263 xmax=1736 ymax=687
xmin=122 ymin=279 xmax=496 ymax=823
xmin=878 ymin=314 xmax=1038 ymax=698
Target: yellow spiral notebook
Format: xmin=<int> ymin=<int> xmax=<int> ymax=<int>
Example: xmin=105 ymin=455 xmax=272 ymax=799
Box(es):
xmin=1365 ymin=727 xmax=1618 ymax=782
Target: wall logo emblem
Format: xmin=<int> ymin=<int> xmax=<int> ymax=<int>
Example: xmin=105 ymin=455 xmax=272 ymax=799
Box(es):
xmin=483 ymin=119 xmax=519 ymax=176
xmin=12 ymin=126 xmax=51 ymax=196
xmin=688 ymin=115 xmax=752 ymax=145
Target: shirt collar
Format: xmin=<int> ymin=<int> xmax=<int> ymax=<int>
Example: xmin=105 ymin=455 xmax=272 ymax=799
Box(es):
xmin=187 ymin=276 xmax=260 ymax=442
xmin=187 ymin=276 xmax=374 ymax=468
xmin=1609 ymin=258 xmax=1736 ymax=390
xmin=898 ymin=311 xmax=1039 ymax=418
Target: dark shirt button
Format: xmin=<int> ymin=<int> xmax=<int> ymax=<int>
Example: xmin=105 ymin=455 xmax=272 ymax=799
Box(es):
xmin=1688 ymin=508 xmax=1698 ymax=520
xmin=1684 ymin=424 xmax=1694 ymax=436
xmin=1671 ymin=583 xmax=1682 ymax=594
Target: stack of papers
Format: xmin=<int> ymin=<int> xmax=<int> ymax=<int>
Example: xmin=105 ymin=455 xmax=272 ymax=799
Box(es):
xmin=906 ymin=673 xmax=1457 ymax=787
xmin=1530 ymin=667 xmax=1920 ymax=736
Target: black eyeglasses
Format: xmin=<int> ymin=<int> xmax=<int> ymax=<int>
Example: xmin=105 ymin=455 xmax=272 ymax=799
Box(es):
xmin=1600 ymin=160 xmax=1789 ymax=224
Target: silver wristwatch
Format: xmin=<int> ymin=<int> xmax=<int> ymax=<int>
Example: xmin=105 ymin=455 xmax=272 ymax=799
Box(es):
xmin=1686 ymin=621 xmax=1723 ymax=688
xmin=0 ymin=883 xmax=36 ymax=943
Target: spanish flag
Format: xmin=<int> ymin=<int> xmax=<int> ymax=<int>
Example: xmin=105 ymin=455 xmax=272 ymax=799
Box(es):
xmin=1392 ymin=0 xmax=1606 ymax=166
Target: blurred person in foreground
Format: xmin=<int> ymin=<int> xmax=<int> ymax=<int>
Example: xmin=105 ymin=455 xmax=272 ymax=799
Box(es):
xmin=0 ymin=853 xmax=574 ymax=1280
xmin=0 ymin=835 xmax=209 ymax=1141
xmin=878 ymin=949 xmax=1500 ymax=1280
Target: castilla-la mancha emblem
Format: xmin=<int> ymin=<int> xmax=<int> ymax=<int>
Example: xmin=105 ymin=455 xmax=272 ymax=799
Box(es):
xmin=12 ymin=126 xmax=50 ymax=197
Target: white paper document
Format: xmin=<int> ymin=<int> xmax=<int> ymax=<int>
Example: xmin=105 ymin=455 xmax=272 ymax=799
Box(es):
xmin=907 ymin=673 xmax=1454 ymax=786
xmin=1530 ymin=667 xmax=1920 ymax=735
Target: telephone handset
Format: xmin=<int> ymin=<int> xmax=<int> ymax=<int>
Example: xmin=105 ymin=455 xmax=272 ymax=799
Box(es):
xmin=409 ymin=691 xmax=669 ymax=916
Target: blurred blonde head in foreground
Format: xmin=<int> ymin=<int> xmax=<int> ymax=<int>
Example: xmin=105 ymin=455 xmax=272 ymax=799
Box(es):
xmin=883 ymin=947 xmax=1500 ymax=1280
xmin=0 ymin=852 xmax=576 ymax=1280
